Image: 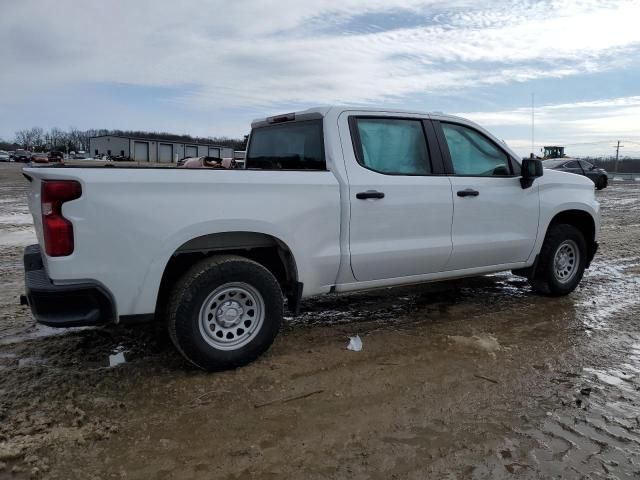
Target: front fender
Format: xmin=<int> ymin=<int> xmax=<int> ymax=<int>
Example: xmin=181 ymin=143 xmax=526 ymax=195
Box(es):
xmin=529 ymin=171 xmax=600 ymax=262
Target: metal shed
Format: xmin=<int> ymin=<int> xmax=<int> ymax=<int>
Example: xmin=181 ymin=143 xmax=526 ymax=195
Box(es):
xmin=89 ymin=135 xmax=234 ymax=163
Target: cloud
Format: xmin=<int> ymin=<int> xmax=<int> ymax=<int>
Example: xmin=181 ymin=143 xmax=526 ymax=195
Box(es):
xmin=0 ymin=0 xmax=639 ymax=144
xmin=2 ymin=0 xmax=639 ymax=106
xmin=459 ymin=95 xmax=640 ymax=157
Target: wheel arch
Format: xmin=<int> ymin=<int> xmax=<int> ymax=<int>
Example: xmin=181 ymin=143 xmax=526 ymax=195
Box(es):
xmin=544 ymin=209 xmax=597 ymax=267
xmin=156 ymin=231 xmax=300 ymax=316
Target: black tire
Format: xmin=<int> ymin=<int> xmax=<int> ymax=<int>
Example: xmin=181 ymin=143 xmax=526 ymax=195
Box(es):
xmin=596 ymin=175 xmax=607 ymax=190
xmin=529 ymin=224 xmax=587 ymax=297
xmin=167 ymin=255 xmax=283 ymax=371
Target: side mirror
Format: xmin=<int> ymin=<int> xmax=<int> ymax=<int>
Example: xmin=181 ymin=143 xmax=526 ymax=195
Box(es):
xmin=520 ymin=158 xmax=543 ymax=189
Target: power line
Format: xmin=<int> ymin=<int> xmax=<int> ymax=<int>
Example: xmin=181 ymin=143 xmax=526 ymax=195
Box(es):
xmin=562 ymin=141 xmax=613 ymax=146
xmin=531 ymin=93 xmax=535 ymax=157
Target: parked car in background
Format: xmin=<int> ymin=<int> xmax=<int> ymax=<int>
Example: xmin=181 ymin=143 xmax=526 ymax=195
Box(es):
xmin=30 ymin=152 xmax=49 ymax=164
xmin=48 ymin=151 xmax=65 ymax=162
xmin=0 ymin=150 xmax=10 ymax=162
xmin=14 ymin=150 xmax=32 ymax=163
xmin=179 ymin=156 xmax=234 ymax=169
xmin=73 ymin=151 xmax=88 ymax=159
xmin=543 ymin=159 xmax=608 ymax=190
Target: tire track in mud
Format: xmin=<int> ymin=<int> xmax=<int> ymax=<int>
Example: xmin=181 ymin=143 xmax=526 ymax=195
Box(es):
xmin=474 ymin=254 xmax=640 ymax=478
xmin=576 ymin=256 xmax=640 ymax=331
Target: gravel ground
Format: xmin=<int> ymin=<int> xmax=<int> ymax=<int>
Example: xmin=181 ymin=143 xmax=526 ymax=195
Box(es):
xmin=0 ymin=163 xmax=639 ymax=479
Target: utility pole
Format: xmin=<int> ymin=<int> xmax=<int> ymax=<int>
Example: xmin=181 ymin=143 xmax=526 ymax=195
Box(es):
xmin=614 ymin=140 xmax=624 ymax=173
xmin=531 ymin=93 xmax=535 ymax=157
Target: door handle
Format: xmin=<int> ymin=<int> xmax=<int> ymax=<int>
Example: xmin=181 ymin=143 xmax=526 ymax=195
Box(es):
xmin=457 ymin=188 xmax=479 ymax=197
xmin=356 ymin=190 xmax=385 ymax=200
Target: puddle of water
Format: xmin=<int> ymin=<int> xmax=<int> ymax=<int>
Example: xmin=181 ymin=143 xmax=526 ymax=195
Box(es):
xmin=0 ymin=324 xmax=91 ymax=346
xmin=0 ymin=213 xmax=32 ymax=225
xmin=0 ymin=228 xmax=36 ymax=247
xmin=583 ymin=367 xmax=626 ymax=386
xmin=448 ymin=333 xmax=502 ymax=353
xmin=576 ymin=257 xmax=640 ymax=331
xmin=603 ymin=198 xmax=637 ymax=206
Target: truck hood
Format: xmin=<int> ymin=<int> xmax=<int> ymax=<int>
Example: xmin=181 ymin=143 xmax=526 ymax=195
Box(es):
xmin=541 ymin=167 xmax=595 ymax=188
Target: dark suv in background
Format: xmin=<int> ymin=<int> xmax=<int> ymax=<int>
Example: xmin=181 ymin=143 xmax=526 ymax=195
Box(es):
xmin=48 ymin=151 xmax=65 ymax=162
xmin=13 ymin=150 xmax=32 ymax=163
xmin=543 ymin=159 xmax=608 ymax=190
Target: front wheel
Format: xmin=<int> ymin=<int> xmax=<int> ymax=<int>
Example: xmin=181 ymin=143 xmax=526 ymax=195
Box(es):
xmin=529 ymin=224 xmax=587 ymax=296
xmin=167 ymin=255 xmax=283 ymax=371
xmin=596 ymin=175 xmax=607 ymax=190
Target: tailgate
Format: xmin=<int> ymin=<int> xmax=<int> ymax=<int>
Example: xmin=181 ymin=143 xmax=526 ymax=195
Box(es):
xmin=22 ymin=169 xmax=45 ymax=248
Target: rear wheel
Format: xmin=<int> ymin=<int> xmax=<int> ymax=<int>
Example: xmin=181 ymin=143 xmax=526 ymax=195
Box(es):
xmin=167 ymin=255 xmax=283 ymax=371
xmin=529 ymin=224 xmax=586 ymax=296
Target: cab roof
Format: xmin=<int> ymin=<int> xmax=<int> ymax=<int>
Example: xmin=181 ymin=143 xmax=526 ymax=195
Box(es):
xmin=251 ymin=106 xmax=468 ymax=128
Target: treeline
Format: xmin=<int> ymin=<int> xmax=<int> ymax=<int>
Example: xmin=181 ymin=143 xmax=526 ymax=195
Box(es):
xmin=586 ymin=157 xmax=640 ymax=173
xmin=1 ymin=127 xmax=246 ymax=152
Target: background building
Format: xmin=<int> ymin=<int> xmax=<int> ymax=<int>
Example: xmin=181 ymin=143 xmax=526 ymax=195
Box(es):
xmin=89 ymin=135 xmax=234 ymax=163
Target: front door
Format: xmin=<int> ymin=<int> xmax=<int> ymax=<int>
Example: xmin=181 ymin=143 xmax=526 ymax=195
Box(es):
xmin=340 ymin=113 xmax=454 ymax=281
xmin=435 ymin=121 xmax=539 ymax=270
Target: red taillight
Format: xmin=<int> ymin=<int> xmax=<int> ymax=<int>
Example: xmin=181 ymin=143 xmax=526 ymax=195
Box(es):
xmin=41 ymin=180 xmax=82 ymax=257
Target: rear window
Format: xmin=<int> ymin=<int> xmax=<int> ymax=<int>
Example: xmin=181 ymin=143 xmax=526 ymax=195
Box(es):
xmin=246 ymin=120 xmax=325 ymax=170
xmin=542 ymin=160 xmax=565 ymax=168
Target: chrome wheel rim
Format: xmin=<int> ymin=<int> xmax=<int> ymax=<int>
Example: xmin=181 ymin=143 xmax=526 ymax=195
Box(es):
xmin=198 ymin=282 xmax=265 ymax=351
xmin=553 ymin=240 xmax=580 ymax=284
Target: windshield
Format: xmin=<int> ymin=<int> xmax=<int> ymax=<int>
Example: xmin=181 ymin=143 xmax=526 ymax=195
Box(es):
xmin=246 ymin=120 xmax=325 ymax=170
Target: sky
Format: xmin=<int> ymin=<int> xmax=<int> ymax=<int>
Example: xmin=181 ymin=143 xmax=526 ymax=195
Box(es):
xmin=1 ymin=0 xmax=640 ymax=158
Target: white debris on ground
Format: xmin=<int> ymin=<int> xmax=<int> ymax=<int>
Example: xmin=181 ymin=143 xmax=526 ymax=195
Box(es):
xmin=347 ymin=335 xmax=363 ymax=352
xmin=109 ymin=345 xmax=127 ymax=368
xmin=108 ymin=351 xmax=126 ymax=367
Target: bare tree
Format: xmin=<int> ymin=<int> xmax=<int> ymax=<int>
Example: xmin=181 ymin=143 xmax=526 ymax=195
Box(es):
xmin=31 ymin=127 xmax=45 ymax=149
xmin=49 ymin=127 xmax=67 ymax=150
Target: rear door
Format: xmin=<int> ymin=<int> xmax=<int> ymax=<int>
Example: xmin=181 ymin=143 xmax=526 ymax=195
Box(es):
xmin=563 ymin=160 xmax=585 ymax=176
xmin=578 ymin=160 xmax=599 ymax=183
xmin=434 ymin=120 xmax=539 ymax=270
xmin=340 ymin=113 xmax=454 ymax=281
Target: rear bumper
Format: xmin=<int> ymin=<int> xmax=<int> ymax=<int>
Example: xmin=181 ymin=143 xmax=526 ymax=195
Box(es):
xmin=23 ymin=244 xmax=115 ymax=327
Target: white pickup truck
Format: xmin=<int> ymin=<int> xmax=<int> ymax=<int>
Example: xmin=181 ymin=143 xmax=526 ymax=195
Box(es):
xmin=22 ymin=106 xmax=599 ymax=370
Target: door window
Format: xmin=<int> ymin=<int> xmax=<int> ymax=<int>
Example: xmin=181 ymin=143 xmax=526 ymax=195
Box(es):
xmin=441 ymin=123 xmax=511 ymax=176
xmin=353 ymin=118 xmax=431 ymax=175
xmin=579 ymin=160 xmax=593 ymax=170
xmin=564 ymin=160 xmax=582 ymax=173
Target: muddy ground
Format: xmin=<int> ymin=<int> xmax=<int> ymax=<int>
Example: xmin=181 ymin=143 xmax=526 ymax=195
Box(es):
xmin=0 ymin=162 xmax=639 ymax=479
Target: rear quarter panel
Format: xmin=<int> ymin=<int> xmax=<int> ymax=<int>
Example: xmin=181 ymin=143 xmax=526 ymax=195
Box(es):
xmin=23 ymin=167 xmax=341 ymax=317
